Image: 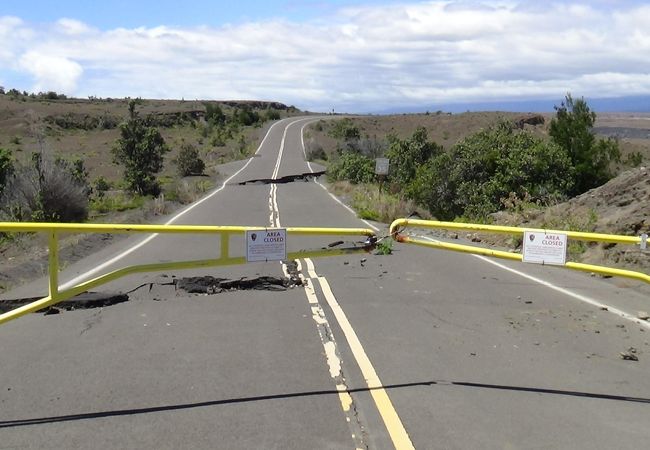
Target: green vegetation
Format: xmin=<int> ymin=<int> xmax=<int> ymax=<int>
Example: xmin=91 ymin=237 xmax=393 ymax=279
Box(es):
xmin=386 ymin=127 xmax=442 ymax=188
xmin=204 ymin=103 xmax=226 ymax=125
xmin=265 ymin=109 xmax=281 ymax=121
xmin=374 ymin=239 xmax=393 ymax=255
xmin=327 ymin=152 xmax=375 ymax=184
xmin=93 ymin=176 xmax=111 ymax=197
xmin=174 ymin=143 xmax=205 ymax=176
xmin=90 ymin=192 xmax=145 ymax=214
xmin=326 ymin=95 xmax=621 ymax=224
xmin=112 ymin=100 xmax=169 ymax=196
xmin=624 ymin=151 xmax=643 ymax=167
xmin=328 ymin=118 xmax=361 ymax=141
xmin=549 ymin=94 xmax=620 ymax=195
xmin=408 ymin=122 xmax=573 ymax=220
xmin=330 ymin=182 xmax=426 ymax=224
xmin=0 ymin=147 xmax=14 ymax=197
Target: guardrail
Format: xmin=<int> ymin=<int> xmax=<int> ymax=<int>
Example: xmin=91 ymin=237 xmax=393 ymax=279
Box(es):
xmin=0 ymin=222 xmax=376 ymax=326
xmin=390 ymin=218 xmax=650 ymax=285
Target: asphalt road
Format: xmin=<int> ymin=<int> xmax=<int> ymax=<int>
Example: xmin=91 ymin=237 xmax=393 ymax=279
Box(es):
xmin=2 ymin=117 xmax=650 ymax=449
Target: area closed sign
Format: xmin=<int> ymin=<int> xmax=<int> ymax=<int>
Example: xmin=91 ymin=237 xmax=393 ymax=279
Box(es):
xmin=246 ymin=229 xmax=287 ymax=262
xmin=522 ymin=231 xmax=567 ymax=265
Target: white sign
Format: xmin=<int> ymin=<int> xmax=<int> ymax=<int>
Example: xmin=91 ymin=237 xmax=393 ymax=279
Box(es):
xmin=522 ymin=231 xmax=567 ymax=265
xmin=246 ymin=229 xmax=287 ymax=262
xmin=375 ymin=158 xmax=390 ymax=175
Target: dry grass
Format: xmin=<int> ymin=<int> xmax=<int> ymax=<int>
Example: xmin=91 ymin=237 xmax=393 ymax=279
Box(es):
xmin=171 ymin=178 xmax=215 ymax=204
xmin=330 ymin=180 xmax=430 ymax=224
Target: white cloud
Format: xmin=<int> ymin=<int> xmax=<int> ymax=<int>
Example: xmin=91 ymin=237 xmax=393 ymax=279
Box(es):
xmin=2 ymin=1 xmax=650 ymax=111
xmin=56 ymin=18 xmax=93 ymax=35
xmin=18 ymin=52 xmax=83 ymax=93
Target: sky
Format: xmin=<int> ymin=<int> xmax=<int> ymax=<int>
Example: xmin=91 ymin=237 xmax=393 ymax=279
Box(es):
xmin=1 ymin=0 xmax=649 ymax=112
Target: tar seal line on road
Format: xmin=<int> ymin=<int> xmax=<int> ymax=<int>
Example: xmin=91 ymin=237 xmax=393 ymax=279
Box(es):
xmin=270 ymin=119 xmax=370 ymax=449
xmin=302 ymin=258 xmax=415 ymax=450
xmin=271 ymin=119 xmax=414 ymax=449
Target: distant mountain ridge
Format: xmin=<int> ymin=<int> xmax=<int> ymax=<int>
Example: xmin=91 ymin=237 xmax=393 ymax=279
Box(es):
xmin=369 ymin=95 xmax=650 ymax=115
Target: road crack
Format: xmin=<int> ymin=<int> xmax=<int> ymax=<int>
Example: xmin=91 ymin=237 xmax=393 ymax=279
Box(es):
xmin=236 ymin=170 xmax=326 ymax=185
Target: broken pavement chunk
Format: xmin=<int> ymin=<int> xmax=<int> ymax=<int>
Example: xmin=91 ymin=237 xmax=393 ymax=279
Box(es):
xmin=620 ymin=347 xmax=639 ymax=361
xmin=175 ymin=274 xmax=302 ymax=294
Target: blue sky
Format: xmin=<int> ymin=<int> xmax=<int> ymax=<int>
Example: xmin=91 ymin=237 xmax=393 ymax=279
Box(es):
xmin=1 ymin=1 xmax=649 ymax=112
xmin=1 ymin=0 xmax=391 ymax=28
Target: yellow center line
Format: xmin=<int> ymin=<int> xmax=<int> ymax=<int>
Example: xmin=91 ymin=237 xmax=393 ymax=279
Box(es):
xmin=304 ymin=258 xmax=415 ymax=450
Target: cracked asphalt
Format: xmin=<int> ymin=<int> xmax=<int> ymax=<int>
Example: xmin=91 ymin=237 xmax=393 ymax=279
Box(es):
xmin=2 ymin=117 xmax=650 ymax=449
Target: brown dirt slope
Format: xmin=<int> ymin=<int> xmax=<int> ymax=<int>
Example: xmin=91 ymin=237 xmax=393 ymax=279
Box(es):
xmin=493 ymin=166 xmax=649 ymax=272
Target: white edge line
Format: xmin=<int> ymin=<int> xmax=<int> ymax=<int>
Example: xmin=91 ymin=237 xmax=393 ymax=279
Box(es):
xmin=60 ymin=118 xmax=295 ymax=289
xmin=298 ymin=120 xmax=379 ymax=233
xmin=416 ymin=236 xmax=650 ymax=330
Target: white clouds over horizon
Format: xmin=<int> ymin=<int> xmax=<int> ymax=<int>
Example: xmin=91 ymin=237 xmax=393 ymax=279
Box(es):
xmin=1 ymin=1 xmax=649 ymax=112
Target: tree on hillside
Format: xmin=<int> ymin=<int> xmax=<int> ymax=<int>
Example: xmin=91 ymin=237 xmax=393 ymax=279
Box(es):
xmin=112 ymin=100 xmax=169 ymax=195
xmin=549 ymin=94 xmax=620 ymax=195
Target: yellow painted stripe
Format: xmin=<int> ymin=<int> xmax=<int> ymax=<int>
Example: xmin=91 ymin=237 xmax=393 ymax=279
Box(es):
xmin=305 ymin=258 xmax=414 ymax=450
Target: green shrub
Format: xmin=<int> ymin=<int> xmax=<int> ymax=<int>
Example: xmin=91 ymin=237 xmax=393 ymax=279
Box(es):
xmin=327 ymin=152 xmax=375 ymax=184
xmin=204 ymin=103 xmax=226 ymax=125
xmin=93 ymin=176 xmax=111 ymax=198
xmin=265 ymin=109 xmax=281 ymax=121
xmin=233 ymin=107 xmax=260 ymax=126
xmin=374 ymin=239 xmax=393 ymax=255
xmin=624 ymin=151 xmax=643 ymax=167
xmin=386 ymin=127 xmax=443 ymax=188
xmin=328 ymin=118 xmax=361 ymax=141
xmin=174 ymin=143 xmax=205 ymax=176
xmin=210 ymin=134 xmax=226 ymax=147
xmin=407 ymin=121 xmax=574 ymax=220
xmin=0 ymin=148 xmax=14 ymax=196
